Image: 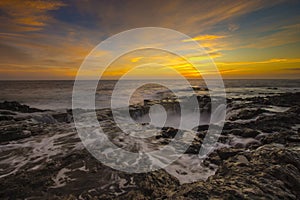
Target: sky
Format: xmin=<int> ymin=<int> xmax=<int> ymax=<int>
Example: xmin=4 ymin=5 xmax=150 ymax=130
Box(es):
xmin=0 ymin=0 xmax=299 ymax=80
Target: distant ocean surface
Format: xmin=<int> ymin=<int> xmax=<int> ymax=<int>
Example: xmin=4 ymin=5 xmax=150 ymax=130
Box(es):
xmin=0 ymin=79 xmax=299 ymax=110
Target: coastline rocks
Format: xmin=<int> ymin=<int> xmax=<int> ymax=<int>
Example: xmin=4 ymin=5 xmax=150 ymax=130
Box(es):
xmin=246 ymin=92 xmax=300 ymax=107
xmin=0 ymin=101 xmax=44 ymax=113
xmin=260 ymin=130 xmax=300 ymax=145
xmin=32 ymin=114 xmax=57 ymax=124
xmin=224 ymin=106 xmax=299 ymax=134
xmin=51 ymin=112 xmax=72 ymax=123
xmin=229 ymin=108 xmax=265 ymax=121
xmin=0 ymin=147 xmax=180 ymax=200
xmin=0 ymin=115 xmax=13 ymax=121
xmin=0 ymin=92 xmax=299 ymax=199
xmin=0 ymin=110 xmax=16 ymax=115
xmin=230 ymin=137 xmax=261 ymax=148
xmin=116 ymin=170 xmax=180 ymax=200
xmin=159 ymin=127 xmax=179 ymax=138
xmin=0 ymin=120 xmax=45 ymax=142
xmin=0 ymin=101 xmax=74 ymax=143
xmin=171 ymin=144 xmax=300 ymax=199
xmin=228 ymin=128 xmax=260 ymax=138
xmin=217 ymin=147 xmax=243 ymax=160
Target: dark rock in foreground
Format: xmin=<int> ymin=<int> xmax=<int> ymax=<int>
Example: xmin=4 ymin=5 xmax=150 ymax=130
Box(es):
xmin=171 ymin=144 xmax=300 ymax=199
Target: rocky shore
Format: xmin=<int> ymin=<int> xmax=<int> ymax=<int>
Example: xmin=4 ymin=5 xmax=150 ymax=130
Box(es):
xmin=0 ymin=92 xmax=299 ymax=199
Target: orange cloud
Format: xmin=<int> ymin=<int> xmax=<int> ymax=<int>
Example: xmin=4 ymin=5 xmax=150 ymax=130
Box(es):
xmin=183 ymin=35 xmax=226 ymax=42
xmin=216 ymin=58 xmax=300 ymax=79
xmin=217 ymin=58 xmax=300 ymax=66
xmin=131 ymin=57 xmax=143 ymax=63
xmin=0 ymin=0 xmax=65 ymax=31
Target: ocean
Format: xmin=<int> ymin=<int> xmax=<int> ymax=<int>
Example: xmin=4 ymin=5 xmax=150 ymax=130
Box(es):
xmin=0 ymin=79 xmax=299 ymax=110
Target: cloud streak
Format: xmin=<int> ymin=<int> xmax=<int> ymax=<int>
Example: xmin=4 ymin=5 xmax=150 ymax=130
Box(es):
xmin=0 ymin=0 xmax=66 ymax=32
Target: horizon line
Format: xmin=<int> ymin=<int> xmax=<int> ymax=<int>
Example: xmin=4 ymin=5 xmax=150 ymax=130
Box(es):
xmin=0 ymin=78 xmax=300 ymax=81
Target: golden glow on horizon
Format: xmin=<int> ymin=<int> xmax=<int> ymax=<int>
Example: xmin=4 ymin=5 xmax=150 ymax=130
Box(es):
xmin=101 ymin=50 xmax=203 ymax=79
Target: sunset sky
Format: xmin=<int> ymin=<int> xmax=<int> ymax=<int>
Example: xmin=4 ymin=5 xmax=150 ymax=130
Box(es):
xmin=0 ymin=0 xmax=299 ymax=79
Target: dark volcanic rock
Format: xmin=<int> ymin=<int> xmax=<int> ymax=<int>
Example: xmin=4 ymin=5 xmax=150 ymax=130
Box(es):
xmin=241 ymin=128 xmax=260 ymax=138
xmin=185 ymin=137 xmax=203 ymax=154
xmin=260 ymin=130 xmax=300 ymax=145
xmin=0 ymin=148 xmax=180 ymax=200
xmin=171 ymin=144 xmax=300 ymax=199
xmin=0 ymin=110 xmax=16 ymax=115
xmin=229 ymin=108 xmax=265 ymax=121
xmin=0 ymin=101 xmax=44 ymax=113
xmin=246 ymin=92 xmax=300 ymax=107
xmin=51 ymin=112 xmax=72 ymax=123
xmin=157 ymin=127 xmax=179 ymax=139
xmin=217 ymin=147 xmax=243 ymax=160
xmin=195 ymin=124 xmax=209 ymax=131
xmin=224 ymin=108 xmax=299 ymax=134
xmin=228 ymin=128 xmax=260 ymax=138
xmin=0 ymin=121 xmax=45 ymax=142
xmin=0 ymin=115 xmax=14 ymax=121
xmin=116 ymin=170 xmax=180 ymax=200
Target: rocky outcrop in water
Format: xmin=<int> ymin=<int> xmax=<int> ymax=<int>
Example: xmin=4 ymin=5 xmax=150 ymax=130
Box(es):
xmin=0 ymin=101 xmax=44 ymax=113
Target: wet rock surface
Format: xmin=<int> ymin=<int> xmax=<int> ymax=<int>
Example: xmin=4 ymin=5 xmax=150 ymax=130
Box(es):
xmin=0 ymin=92 xmax=299 ymax=199
xmin=0 ymin=101 xmax=44 ymax=113
xmin=171 ymin=144 xmax=300 ymax=199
